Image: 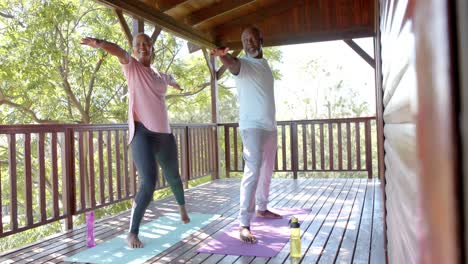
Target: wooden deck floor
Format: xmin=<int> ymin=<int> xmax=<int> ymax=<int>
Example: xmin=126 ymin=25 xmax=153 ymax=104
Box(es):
xmin=0 ymin=178 xmax=385 ymax=264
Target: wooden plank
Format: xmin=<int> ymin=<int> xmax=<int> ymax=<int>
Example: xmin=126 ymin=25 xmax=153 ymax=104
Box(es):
xmin=338 ymin=123 xmax=343 ymax=170
xmin=335 ymin=179 xmax=368 ymax=262
xmin=302 ymin=124 xmax=307 ymax=170
xmin=186 ymin=0 xmax=255 ymax=26
xmin=319 ymin=179 xmax=366 ymax=263
xmin=96 ymin=0 xmax=217 ymax=48
xmin=301 ymin=179 xmax=355 ymax=263
xmin=353 ymin=180 xmax=375 ymax=263
xmin=281 ymin=125 xmax=286 ymax=171
xmin=320 ymin=123 xmax=324 ymax=170
xmin=356 ymin=122 xmax=361 ymax=170
xmin=107 ymin=131 xmax=114 ymax=202
xmin=78 ymin=132 xmax=86 ymax=210
xmin=23 ymin=134 xmax=33 ymax=226
xmin=329 ymin=123 xmax=334 ymax=170
xmin=115 ymin=130 xmax=122 ymax=200
xmin=88 ymin=132 xmax=96 ymax=207
xmin=233 ymin=126 xmax=239 ymax=171
xmin=346 ymin=122 xmax=351 ymax=170
xmin=98 ymin=131 xmax=105 ymax=204
xmin=365 ymin=120 xmax=373 ymax=178
xmin=311 ymin=124 xmax=316 ymax=170
xmin=224 ymin=126 xmax=231 ymax=177
xmin=51 ymin=133 xmax=59 ymax=218
xmin=123 ymin=131 xmax=129 ymax=197
xmin=8 ymin=134 xmax=18 ymax=231
xmin=38 ymin=132 xmax=47 ymax=222
xmin=370 ymin=179 xmax=385 ymax=263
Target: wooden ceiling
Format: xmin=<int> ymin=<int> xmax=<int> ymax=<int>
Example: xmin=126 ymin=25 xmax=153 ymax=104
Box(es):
xmin=95 ymin=0 xmax=375 ymax=49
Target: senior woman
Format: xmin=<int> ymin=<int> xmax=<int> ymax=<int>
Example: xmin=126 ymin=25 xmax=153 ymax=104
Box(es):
xmin=81 ymin=33 xmax=190 ymax=248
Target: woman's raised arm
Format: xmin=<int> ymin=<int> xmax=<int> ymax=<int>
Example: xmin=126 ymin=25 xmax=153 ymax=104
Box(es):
xmin=81 ymin=37 xmax=129 ymax=64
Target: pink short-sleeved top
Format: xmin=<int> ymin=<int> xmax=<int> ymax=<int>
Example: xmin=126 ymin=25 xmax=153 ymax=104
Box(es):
xmin=121 ymin=55 xmax=175 ymax=144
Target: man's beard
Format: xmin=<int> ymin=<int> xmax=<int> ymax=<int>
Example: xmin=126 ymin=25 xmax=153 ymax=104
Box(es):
xmin=247 ymin=48 xmax=261 ymax=58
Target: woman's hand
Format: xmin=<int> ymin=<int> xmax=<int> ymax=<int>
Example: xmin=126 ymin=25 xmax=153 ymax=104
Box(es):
xmin=80 ymin=37 xmax=102 ymax=48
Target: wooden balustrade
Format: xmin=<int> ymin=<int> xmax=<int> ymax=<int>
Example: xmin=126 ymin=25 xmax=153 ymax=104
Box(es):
xmin=220 ymin=117 xmax=376 ymax=179
xmin=0 ymin=118 xmax=374 ymax=237
xmin=0 ymin=123 xmax=216 ymax=237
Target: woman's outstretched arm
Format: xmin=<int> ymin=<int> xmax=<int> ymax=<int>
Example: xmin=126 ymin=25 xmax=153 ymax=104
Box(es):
xmin=81 ymin=37 xmax=129 ymax=64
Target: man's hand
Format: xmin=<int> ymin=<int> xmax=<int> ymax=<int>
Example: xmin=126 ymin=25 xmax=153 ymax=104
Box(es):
xmin=210 ymin=47 xmax=230 ymax=57
xmin=80 ymin=37 xmax=102 ymax=48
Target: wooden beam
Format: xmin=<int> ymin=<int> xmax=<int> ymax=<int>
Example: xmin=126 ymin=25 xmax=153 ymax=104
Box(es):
xmin=186 ymin=0 xmax=255 ymax=26
xmin=215 ymin=0 xmax=302 ymax=30
xmin=221 ymin=29 xmax=374 ymax=50
xmin=151 ymin=25 xmax=162 ymax=44
xmin=96 ymin=0 xmax=217 ymax=48
xmin=114 ymin=9 xmax=133 ymax=47
xmin=132 ymin=16 xmax=144 ymax=35
xmin=216 ymin=50 xmax=241 ymax=79
xmin=152 ymin=0 xmax=187 ymax=12
xmin=344 ymin=39 xmax=375 ymax=68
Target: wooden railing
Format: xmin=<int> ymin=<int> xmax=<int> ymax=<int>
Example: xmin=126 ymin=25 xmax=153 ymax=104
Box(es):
xmin=220 ymin=117 xmax=376 ymax=179
xmin=0 ymin=118 xmax=375 ymax=238
xmin=0 ymin=123 xmax=216 ymax=237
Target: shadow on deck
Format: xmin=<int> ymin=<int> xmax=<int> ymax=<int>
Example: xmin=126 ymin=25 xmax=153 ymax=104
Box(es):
xmin=0 ymin=178 xmax=385 ymax=264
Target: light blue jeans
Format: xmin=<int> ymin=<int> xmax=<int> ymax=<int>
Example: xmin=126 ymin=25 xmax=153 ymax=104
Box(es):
xmin=239 ymin=128 xmax=277 ymax=227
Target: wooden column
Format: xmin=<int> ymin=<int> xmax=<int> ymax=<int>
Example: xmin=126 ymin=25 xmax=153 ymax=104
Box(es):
xmin=133 ymin=16 xmax=144 ymax=35
xmin=456 ymin=0 xmax=468 ymax=261
xmin=204 ymin=49 xmax=220 ymax=179
xmin=374 ymin=0 xmax=387 ymax=260
xmin=415 ymin=0 xmax=462 ymax=262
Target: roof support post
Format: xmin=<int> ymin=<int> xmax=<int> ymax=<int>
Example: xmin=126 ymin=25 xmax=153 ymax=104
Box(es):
xmin=203 ymin=49 xmax=220 ymax=180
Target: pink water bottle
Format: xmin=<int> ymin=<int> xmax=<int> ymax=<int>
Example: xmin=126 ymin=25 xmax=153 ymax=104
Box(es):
xmin=86 ymin=211 xmax=96 ymax=248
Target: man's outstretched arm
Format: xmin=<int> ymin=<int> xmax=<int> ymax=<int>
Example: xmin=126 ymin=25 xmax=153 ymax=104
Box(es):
xmin=210 ymin=47 xmax=241 ymax=76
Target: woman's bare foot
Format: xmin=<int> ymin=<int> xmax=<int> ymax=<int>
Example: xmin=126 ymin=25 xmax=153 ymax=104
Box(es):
xmin=179 ymin=205 xmax=190 ymax=224
xmin=256 ymin=209 xmax=282 ymax=218
xmin=126 ymin=233 xmax=143 ymax=248
xmin=239 ymin=226 xmax=257 ymax=243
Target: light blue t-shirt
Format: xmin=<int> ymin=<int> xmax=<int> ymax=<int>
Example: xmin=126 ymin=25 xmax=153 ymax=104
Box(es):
xmin=234 ymin=56 xmax=277 ymax=131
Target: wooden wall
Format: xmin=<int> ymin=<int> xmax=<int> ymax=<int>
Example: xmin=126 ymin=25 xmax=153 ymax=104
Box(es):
xmin=379 ymin=0 xmax=418 ymax=263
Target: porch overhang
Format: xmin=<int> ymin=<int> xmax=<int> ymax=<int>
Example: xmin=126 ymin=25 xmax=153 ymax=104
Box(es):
xmin=94 ymin=0 xmax=375 ymax=49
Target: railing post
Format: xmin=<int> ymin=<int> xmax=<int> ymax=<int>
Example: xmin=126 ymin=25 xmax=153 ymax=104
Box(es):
xmin=365 ymin=120 xmax=373 ymax=179
xmin=212 ymin=125 xmax=220 ymax=180
xmin=224 ymin=125 xmax=231 ymax=178
xmin=63 ymin=127 xmax=76 ymax=231
xmin=290 ymin=122 xmax=299 ymax=179
xmin=183 ymin=126 xmax=190 ymax=189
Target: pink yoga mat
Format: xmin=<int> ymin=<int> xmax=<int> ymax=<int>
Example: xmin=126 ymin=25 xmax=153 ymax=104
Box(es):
xmin=197 ymin=208 xmax=310 ymax=257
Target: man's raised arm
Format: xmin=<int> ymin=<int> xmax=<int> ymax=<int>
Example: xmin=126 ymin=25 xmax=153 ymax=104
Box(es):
xmin=210 ymin=47 xmax=241 ymax=76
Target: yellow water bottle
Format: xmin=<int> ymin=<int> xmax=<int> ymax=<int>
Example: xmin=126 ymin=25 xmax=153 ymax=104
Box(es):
xmin=290 ymin=217 xmax=301 ymax=258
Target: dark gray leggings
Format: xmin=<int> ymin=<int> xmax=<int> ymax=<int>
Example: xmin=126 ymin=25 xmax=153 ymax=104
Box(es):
xmin=129 ymin=122 xmax=185 ymax=234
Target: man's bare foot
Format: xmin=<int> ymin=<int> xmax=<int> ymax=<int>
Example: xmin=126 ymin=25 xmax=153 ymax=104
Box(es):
xmin=256 ymin=209 xmax=282 ymax=218
xmin=126 ymin=233 xmax=143 ymax=248
xmin=239 ymin=226 xmax=257 ymax=243
xmin=179 ymin=205 xmax=190 ymax=224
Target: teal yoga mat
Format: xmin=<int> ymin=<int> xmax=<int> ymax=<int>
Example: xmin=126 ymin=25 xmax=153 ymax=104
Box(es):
xmin=65 ymin=213 xmax=219 ymax=264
